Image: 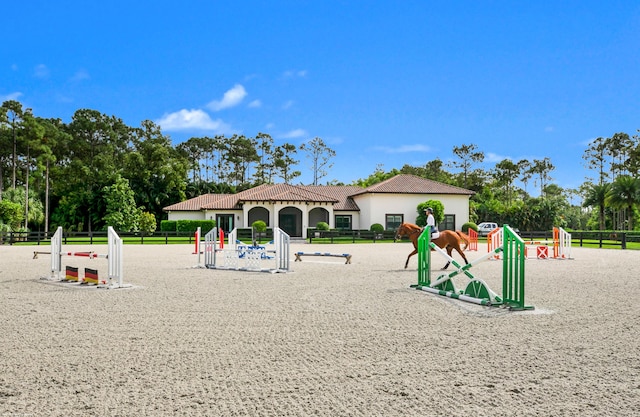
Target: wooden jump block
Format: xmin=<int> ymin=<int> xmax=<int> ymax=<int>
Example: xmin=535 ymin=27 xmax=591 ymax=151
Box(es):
xmin=63 ymin=266 xmax=79 ymax=282
xmin=536 ymin=246 xmax=549 ymax=259
xmin=83 ymin=267 xmax=100 ymax=285
xmin=294 ymin=252 xmax=352 ymax=264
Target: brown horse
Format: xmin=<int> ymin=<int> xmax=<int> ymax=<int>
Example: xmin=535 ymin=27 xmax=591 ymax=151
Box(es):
xmin=394 ymin=222 xmax=470 ymax=270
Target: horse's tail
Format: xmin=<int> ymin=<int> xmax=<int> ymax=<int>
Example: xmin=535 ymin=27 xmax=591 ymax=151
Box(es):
xmin=455 ymin=230 xmax=470 ymax=250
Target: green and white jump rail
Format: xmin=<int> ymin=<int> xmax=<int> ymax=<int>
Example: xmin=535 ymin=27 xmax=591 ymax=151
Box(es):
xmin=412 ymin=225 xmax=533 ymax=310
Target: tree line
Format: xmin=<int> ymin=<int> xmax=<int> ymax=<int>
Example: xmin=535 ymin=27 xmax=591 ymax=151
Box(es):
xmin=0 ymin=100 xmax=335 ymax=234
xmin=355 ymin=135 xmax=640 ymax=232
xmin=1 ymin=99 xmax=639 ymax=234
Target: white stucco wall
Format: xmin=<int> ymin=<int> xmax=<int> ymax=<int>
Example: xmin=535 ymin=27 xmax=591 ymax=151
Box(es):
xmin=166 ymin=193 xmax=470 ymax=232
xmin=353 ymin=193 xmax=470 ymax=230
xmin=166 ymin=211 xmax=205 ymax=221
xmin=241 ymin=202 xmax=337 ymax=236
xmin=334 ymin=211 xmax=361 ymax=230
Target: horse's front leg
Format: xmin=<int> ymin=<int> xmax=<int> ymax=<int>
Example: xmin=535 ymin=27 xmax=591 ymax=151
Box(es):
xmin=404 ymin=248 xmax=417 ymax=269
xmin=454 ymin=246 xmax=469 ymax=265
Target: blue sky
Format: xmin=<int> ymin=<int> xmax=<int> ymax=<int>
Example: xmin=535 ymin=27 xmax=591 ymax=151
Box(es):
xmin=2 ymin=1 xmax=640 ymax=195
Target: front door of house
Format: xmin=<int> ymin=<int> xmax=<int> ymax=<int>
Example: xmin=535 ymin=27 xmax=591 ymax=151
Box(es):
xmin=216 ymin=214 xmax=234 ymax=234
xmin=279 ymin=214 xmax=297 ymax=237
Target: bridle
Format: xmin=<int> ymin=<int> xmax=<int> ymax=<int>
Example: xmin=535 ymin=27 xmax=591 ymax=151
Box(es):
xmin=394 ymin=225 xmax=423 ymax=241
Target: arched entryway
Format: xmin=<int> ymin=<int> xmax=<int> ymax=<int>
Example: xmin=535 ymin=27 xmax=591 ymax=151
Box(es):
xmin=308 ymin=207 xmax=329 ymax=227
xmin=248 ymin=206 xmax=270 ymax=226
xmin=278 ymin=206 xmax=302 ymax=237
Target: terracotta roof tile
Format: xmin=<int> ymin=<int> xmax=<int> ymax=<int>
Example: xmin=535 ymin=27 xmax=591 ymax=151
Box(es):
xmin=163 ymin=194 xmax=231 ymax=211
xmin=201 ymin=194 xmax=243 ymax=210
xmin=163 ymin=176 xmax=471 ymax=213
xmin=238 ymin=183 xmax=338 ymax=203
xmin=353 ymin=174 xmax=474 ymax=195
xmin=301 ymin=185 xmax=362 ymax=210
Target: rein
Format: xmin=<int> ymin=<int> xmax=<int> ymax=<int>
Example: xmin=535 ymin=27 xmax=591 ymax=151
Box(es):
xmin=397 ymin=225 xmax=423 ymax=238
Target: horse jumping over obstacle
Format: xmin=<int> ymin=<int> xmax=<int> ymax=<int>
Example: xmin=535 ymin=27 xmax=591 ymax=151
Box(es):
xmin=394 ymin=222 xmax=470 ymax=269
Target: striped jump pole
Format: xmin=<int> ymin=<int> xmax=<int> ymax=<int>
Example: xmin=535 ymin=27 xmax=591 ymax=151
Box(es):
xmin=41 ymin=226 xmax=129 ymax=289
xmin=428 ymin=244 xmax=503 ymax=303
xmin=414 ymin=228 xmax=493 ymax=306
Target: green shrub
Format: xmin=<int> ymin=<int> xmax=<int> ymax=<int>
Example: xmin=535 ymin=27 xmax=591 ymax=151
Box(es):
xmin=252 ymin=220 xmax=267 ymax=232
xmin=462 ymin=222 xmax=477 ymax=233
xmin=160 ymin=220 xmax=177 ymax=232
xmin=163 ymin=220 xmax=216 ymax=233
xmin=417 ymin=200 xmax=445 ymax=226
xmin=316 ymin=221 xmax=330 ymax=231
xmin=0 ymin=200 xmax=23 ymax=230
xmin=139 ymin=212 xmax=158 ymax=233
xmin=370 ymin=223 xmax=384 ymax=232
xmin=196 ymin=220 xmax=216 ymax=234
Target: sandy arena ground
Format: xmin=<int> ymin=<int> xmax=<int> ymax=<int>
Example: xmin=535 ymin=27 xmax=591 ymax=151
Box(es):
xmin=0 ymin=240 xmax=639 ymax=416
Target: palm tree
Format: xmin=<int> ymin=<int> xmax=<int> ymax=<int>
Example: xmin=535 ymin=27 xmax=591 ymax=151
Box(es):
xmin=606 ymin=175 xmax=640 ymax=230
xmin=583 ymin=183 xmax=611 ymax=230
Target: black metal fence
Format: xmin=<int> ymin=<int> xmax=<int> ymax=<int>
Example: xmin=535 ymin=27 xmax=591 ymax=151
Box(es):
xmin=2 ymin=229 xmax=639 ymax=248
xmin=308 ymin=230 xmax=400 ymax=243
xmin=0 ymin=230 xmax=199 ymax=246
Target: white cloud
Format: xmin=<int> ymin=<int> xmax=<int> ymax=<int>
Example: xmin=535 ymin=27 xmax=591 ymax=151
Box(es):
xmin=485 ymin=152 xmax=510 ymax=163
xmin=34 ymin=64 xmax=49 ymax=79
xmin=281 ymin=129 xmax=307 ymax=139
xmin=156 ymin=109 xmax=230 ymax=132
xmin=206 ymin=84 xmax=247 ymax=111
xmin=282 ymin=100 xmax=294 ymax=110
xmin=70 ymin=69 xmax=90 ymax=82
xmin=0 ymin=92 xmax=23 ymax=102
xmin=283 ymin=69 xmax=308 ymax=78
xmin=373 ymin=144 xmax=430 ymax=154
xmin=248 ymin=99 xmax=262 ymax=108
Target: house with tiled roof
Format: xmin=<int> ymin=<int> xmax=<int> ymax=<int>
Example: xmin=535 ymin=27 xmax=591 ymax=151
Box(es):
xmin=163 ymin=174 xmax=474 ymax=238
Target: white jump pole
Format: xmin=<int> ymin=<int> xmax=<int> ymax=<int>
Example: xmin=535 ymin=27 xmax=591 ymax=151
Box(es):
xmin=50 ymin=226 xmax=63 ymax=280
xmin=428 ymin=241 xmax=503 ymax=302
xmin=416 ymin=286 xmax=492 ymax=306
xmin=102 ymin=226 xmax=129 ymax=289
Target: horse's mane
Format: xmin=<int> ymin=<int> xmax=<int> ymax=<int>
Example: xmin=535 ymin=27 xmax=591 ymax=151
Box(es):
xmin=400 ymin=222 xmax=423 ymax=231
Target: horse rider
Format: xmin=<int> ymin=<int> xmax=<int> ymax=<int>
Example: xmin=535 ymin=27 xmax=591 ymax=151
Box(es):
xmin=424 ymin=207 xmax=440 ymax=239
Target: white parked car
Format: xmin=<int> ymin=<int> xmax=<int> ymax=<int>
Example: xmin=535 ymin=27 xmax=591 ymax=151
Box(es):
xmin=477 ymin=222 xmax=499 ymax=237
